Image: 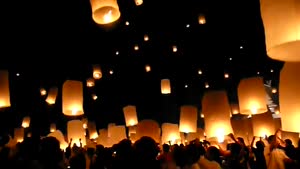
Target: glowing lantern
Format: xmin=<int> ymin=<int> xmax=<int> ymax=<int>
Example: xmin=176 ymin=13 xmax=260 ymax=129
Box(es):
xmin=123 ymin=105 xmax=138 ymax=126
xmin=128 ymin=126 xmax=137 ymax=136
xmin=0 ymin=70 xmax=10 ymax=108
xmin=90 ymin=0 xmax=121 ymax=24
xmin=186 ymin=128 xmax=206 ymax=142
xmin=179 ymin=105 xmax=198 ymax=133
xmin=161 ymin=123 xmax=180 ymax=144
xmin=145 ymin=64 xmax=151 ymax=72
xmin=231 ymin=104 xmax=240 ymax=115
xmin=281 ymin=131 xmax=300 ymax=146
xmin=161 ymin=79 xmax=171 ymax=94
xmin=50 ymin=123 xmax=56 ymax=132
xmin=40 ymin=88 xmax=47 ymax=96
xmin=46 ymin=87 xmax=58 ymax=105
xmin=231 ymin=118 xmax=253 ymax=145
xmin=88 ymin=121 xmax=98 ymax=139
xmin=62 ymin=80 xmax=84 ymax=116
xmin=97 ymin=129 xmax=111 ymax=147
xmin=86 ymin=78 xmax=95 ymax=87
xmin=93 ymin=65 xmax=102 ymax=79
xmin=238 ymin=77 xmax=268 ymax=115
xmin=198 ymin=14 xmax=206 ymax=24
xmin=252 ymin=112 xmax=276 ymax=137
xmin=108 ymin=125 xmax=127 ymax=145
xmin=136 ymin=119 xmax=160 ymax=143
xmin=202 ymin=91 xmax=233 ymax=142
xmin=47 ymin=130 xmax=68 ymax=150
xmin=22 ymin=116 xmax=30 ymax=128
xmin=14 ymin=128 xmax=24 ymax=143
xmin=279 ymin=62 xmax=300 ymax=133
xmin=67 ymin=120 xmax=86 ymax=147
xmin=260 ymin=0 xmax=300 ymax=61
xmin=82 ymin=118 xmax=88 ymax=129
xmin=144 ymin=34 xmax=149 ymax=41
xmin=135 ymin=0 xmax=143 ymax=6
xmin=172 ymin=46 xmax=177 ymax=52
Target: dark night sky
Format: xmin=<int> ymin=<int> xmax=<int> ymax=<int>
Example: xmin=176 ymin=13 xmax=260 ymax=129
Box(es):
xmin=0 ymin=0 xmax=283 ymax=135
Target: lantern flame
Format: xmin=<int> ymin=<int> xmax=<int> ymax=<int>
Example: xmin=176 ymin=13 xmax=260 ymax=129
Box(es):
xmin=103 ymin=10 xmax=112 ymax=23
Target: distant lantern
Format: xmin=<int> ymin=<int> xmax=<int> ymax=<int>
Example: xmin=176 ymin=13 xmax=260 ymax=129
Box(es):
xmin=179 ymin=105 xmax=198 ymax=133
xmin=205 ymin=82 xmax=209 ymax=88
xmin=86 ymin=78 xmax=95 ymax=87
xmin=82 ymin=118 xmax=88 ymax=129
xmin=62 ymin=80 xmax=84 ymax=116
xmin=238 ymin=77 xmax=268 ymax=115
xmin=47 ymin=130 xmax=68 ymax=150
xmin=252 ymin=112 xmax=276 ymax=137
xmin=108 ymin=125 xmax=127 ymax=145
xmin=135 ymin=0 xmax=143 ymax=6
xmin=46 ymin=87 xmax=58 ymax=105
xmin=172 ymin=46 xmax=177 ymax=52
xmin=145 ymin=64 xmax=151 ymax=72
xmin=161 ymin=123 xmax=180 ymax=144
xmin=279 ymin=62 xmax=300 ymax=133
xmin=224 ymin=73 xmax=229 ymax=78
xmin=22 ymin=116 xmax=30 ymax=128
xmin=134 ymin=45 xmax=139 ymax=51
xmin=40 ymin=88 xmax=47 ymax=96
xmin=93 ymin=65 xmax=102 ymax=79
xmin=202 ymin=91 xmax=233 ymax=142
xmin=271 ymin=88 xmax=277 ymax=94
xmin=0 ymin=70 xmax=10 ymax=108
xmin=90 ymin=0 xmax=121 ymax=25
xmin=14 ymin=128 xmax=24 ymax=143
xmin=198 ymin=70 xmax=202 ymax=75
xmin=161 ymin=79 xmax=171 ymax=94
xmin=123 ymin=105 xmax=138 ymax=126
xmin=136 ymin=119 xmax=160 ymax=143
xmin=88 ymin=121 xmax=98 ymax=139
xmin=198 ymin=14 xmax=206 ymax=24
xmin=67 ymin=120 xmax=86 ymax=147
xmin=92 ymin=94 xmax=98 ymax=100
xmin=50 ymin=123 xmax=56 ymax=132
xmin=260 ymin=0 xmax=300 ymax=61
xmin=144 ymin=34 xmax=149 ymax=41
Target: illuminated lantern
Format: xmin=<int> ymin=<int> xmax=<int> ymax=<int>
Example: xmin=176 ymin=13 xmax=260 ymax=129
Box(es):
xmin=145 ymin=64 xmax=151 ymax=72
xmin=161 ymin=79 xmax=171 ymax=94
xmin=186 ymin=128 xmax=206 ymax=142
xmin=22 ymin=116 xmax=30 ymax=128
xmin=231 ymin=118 xmax=253 ymax=145
xmin=144 ymin=34 xmax=149 ymax=41
xmin=47 ymin=130 xmax=68 ymax=150
xmin=45 ymin=87 xmax=58 ymax=105
xmin=107 ymin=123 xmax=115 ymax=137
xmin=108 ymin=125 xmax=127 ymax=145
xmin=62 ymin=80 xmax=84 ymax=116
xmin=202 ymin=91 xmax=233 ymax=142
xmin=279 ymin=62 xmax=300 ymax=132
xmin=123 ymin=105 xmax=138 ymax=126
xmin=0 ymin=70 xmax=10 ymax=108
xmin=198 ymin=14 xmax=206 ymax=24
xmin=14 ymin=128 xmax=24 ymax=143
xmin=238 ymin=77 xmax=268 ymax=115
xmin=231 ymin=104 xmax=240 ymax=115
xmin=90 ymin=0 xmax=121 ymax=25
xmin=50 ymin=123 xmax=56 ymax=132
xmin=93 ymin=64 xmax=102 ymax=79
xmin=260 ymin=0 xmax=300 ymax=61
xmin=40 ymin=88 xmax=47 ymax=96
xmin=88 ymin=121 xmax=98 ymax=139
xmin=97 ymin=129 xmax=111 ymax=147
xmin=161 ymin=123 xmax=180 ymax=144
xmin=135 ymin=0 xmax=143 ymax=6
xmin=281 ymin=131 xmax=300 ymax=146
xmin=86 ymin=78 xmax=95 ymax=87
xmin=128 ymin=126 xmax=137 ymax=136
xmin=179 ymin=105 xmax=198 ymax=133
xmin=67 ymin=120 xmax=86 ymax=147
xmin=252 ymin=112 xmax=276 ymax=137
xmin=82 ymin=118 xmax=88 ymax=129
xmin=136 ymin=119 xmax=160 ymax=143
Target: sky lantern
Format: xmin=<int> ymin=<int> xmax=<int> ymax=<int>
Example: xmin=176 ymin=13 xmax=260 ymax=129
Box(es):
xmin=22 ymin=116 xmax=30 ymax=128
xmin=135 ymin=0 xmax=143 ymax=6
xmin=123 ymin=105 xmax=138 ymax=126
xmin=136 ymin=119 xmax=160 ymax=143
xmin=251 ymin=112 xmax=276 ymax=138
xmin=161 ymin=123 xmax=180 ymax=144
xmin=50 ymin=123 xmax=56 ymax=132
xmin=238 ymin=77 xmax=268 ymax=115
xmin=108 ymin=125 xmax=127 ymax=145
xmin=14 ymin=128 xmax=24 ymax=143
xmin=279 ymin=62 xmax=300 ymax=133
xmin=260 ymin=0 xmax=300 ymax=61
xmin=0 ymin=70 xmax=10 ymax=108
xmin=62 ymin=80 xmax=84 ymax=116
xmin=47 ymin=130 xmax=68 ymax=150
xmin=90 ymin=0 xmax=121 ymax=24
xmin=202 ymin=91 xmax=233 ymax=143
xmin=88 ymin=121 xmax=99 ymax=139
xmin=93 ymin=64 xmax=102 ymax=79
xmin=231 ymin=118 xmax=253 ymax=145
xmin=45 ymin=87 xmax=58 ymax=105
xmin=179 ymin=105 xmax=198 ymax=133
xmin=161 ymin=79 xmax=171 ymax=94
xmin=97 ymin=129 xmax=111 ymax=147
xmin=67 ymin=120 xmax=86 ymax=147
xmin=198 ymin=14 xmax=206 ymax=24
xmin=86 ymin=78 xmax=95 ymax=87
xmin=40 ymin=88 xmax=47 ymax=96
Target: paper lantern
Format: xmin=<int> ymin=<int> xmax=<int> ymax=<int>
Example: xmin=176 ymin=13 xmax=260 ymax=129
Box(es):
xmin=93 ymin=64 xmax=102 ymax=79
xmin=279 ymin=62 xmax=300 ymax=133
xmin=108 ymin=125 xmax=127 ymax=145
xmin=86 ymin=78 xmax=95 ymax=87
xmin=252 ymin=112 xmax=276 ymax=137
xmin=0 ymin=70 xmax=10 ymax=108
xmin=198 ymin=14 xmax=206 ymax=24
xmin=145 ymin=64 xmax=151 ymax=72
xmin=97 ymin=129 xmax=111 ymax=147
xmin=40 ymin=88 xmax=47 ymax=96
xmin=67 ymin=120 xmax=86 ymax=147
xmin=90 ymin=0 xmax=121 ymax=25
xmin=161 ymin=79 xmax=171 ymax=94
xmin=45 ymin=87 xmax=58 ymax=105
xmin=48 ymin=130 xmax=68 ymax=150
xmin=128 ymin=126 xmax=137 ymax=136
xmin=136 ymin=119 xmax=160 ymax=143
xmin=238 ymin=77 xmax=268 ymax=115
xmin=82 ymin=118 xmax=88 ymax=129
xmin=231 ymin=104 xmax=240 ymax=115
xmin=202 ymin=91 xmax=233 ymax=142
xmin=161 ymin=123 xmax=180 ymax=144
xmin=231 ymin=118 xmax=253 ymax=145
xmin=144 ymin=35 xmax=149 ymax=41
xmin=50 ymin=123 xmax=56 ymax=132
xmin=260 ymin=0 xmax=300 ymax=61
xmin=179 ymin=105 xmax=198 ymax=133
xmin=22 ymin=116 xmax=30 ymax=128
xmin=281 ymin=131 xmax=300 ymax=146
xmin=14 ymin=128 xmax=24 ymax=143
xmin=62 ymin=80 xmax=84 ymax=116
xmin=186 ymin=128 xmax=206 ymax=142
xmin=123 ymin=105 xmax=138 ymax=126
xmin=135 ymin=0 xmax=143 ymax=6
xmin=88 ymin=121 xmax=98 ymax=139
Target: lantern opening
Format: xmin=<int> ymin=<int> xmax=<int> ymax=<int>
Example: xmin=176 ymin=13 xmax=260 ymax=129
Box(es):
xmin=267 ymin=41 xmax=300 ymax=62
xmin=93 ymin=6 xmax=120 ymax=24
